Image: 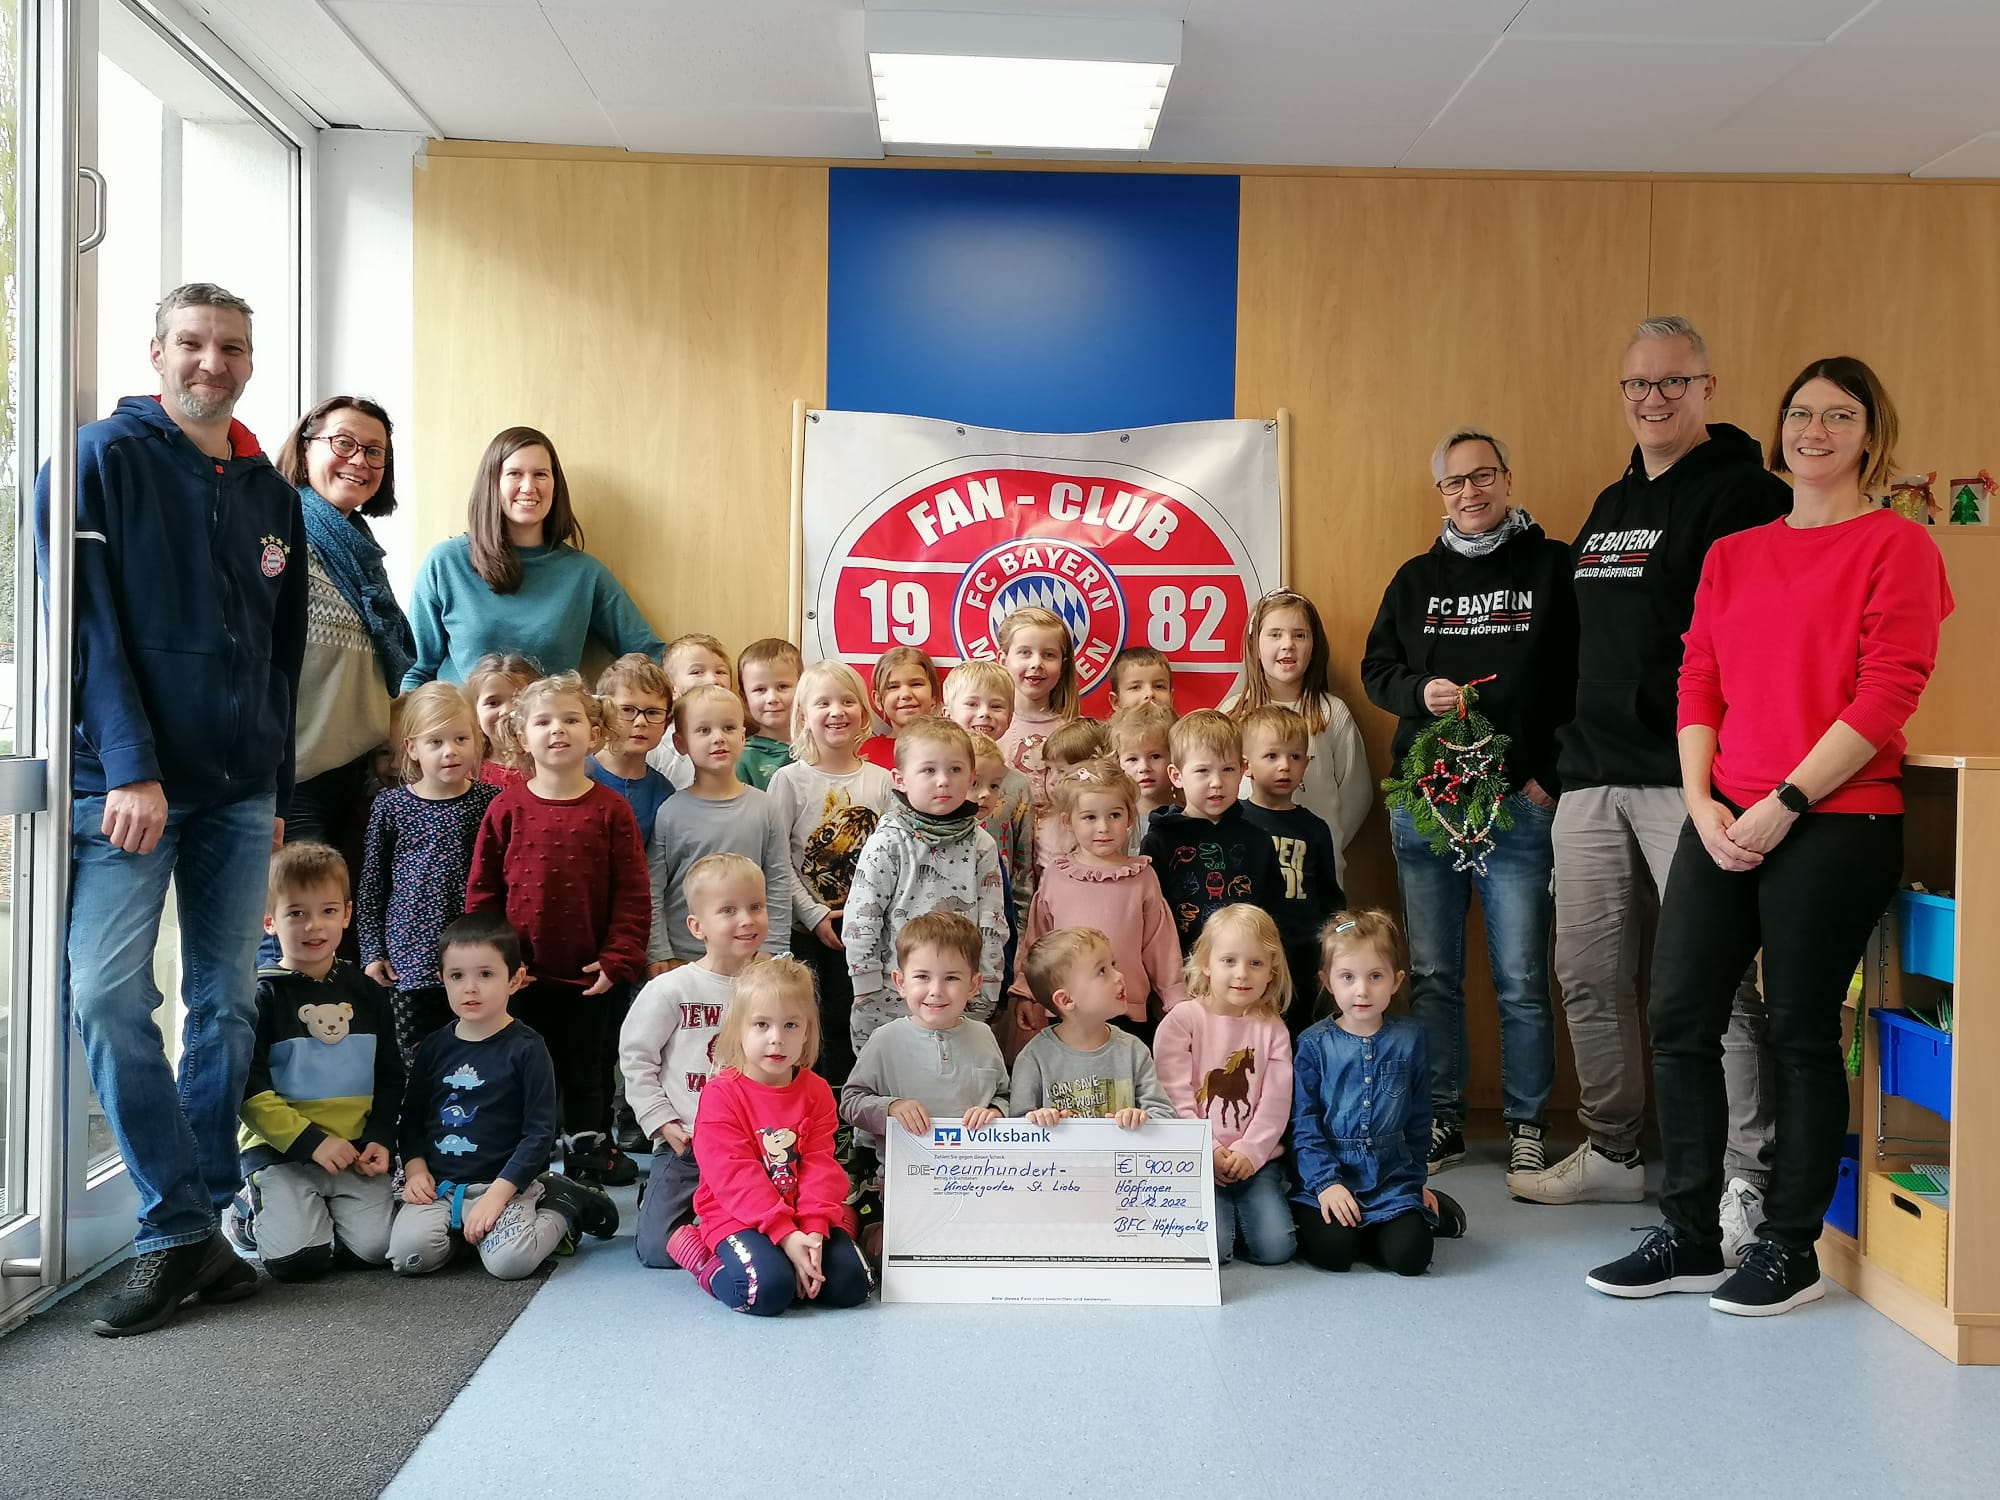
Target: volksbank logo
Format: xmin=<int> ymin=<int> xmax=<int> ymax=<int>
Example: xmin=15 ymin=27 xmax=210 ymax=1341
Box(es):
xmin=931 ymin=1124 xmax=1052 ymax=1146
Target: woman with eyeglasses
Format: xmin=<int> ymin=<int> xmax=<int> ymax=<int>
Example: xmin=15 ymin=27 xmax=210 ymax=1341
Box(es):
xmin=1589 ymin=357 xmax=1952 ymax=1316
xmin=271 ymin=395 xmax=419 ymax=865
xmin=402 ymin=425 xmax=663 ymax=690
xmin=1361 ymin=426 xmax=1578 ymax=1180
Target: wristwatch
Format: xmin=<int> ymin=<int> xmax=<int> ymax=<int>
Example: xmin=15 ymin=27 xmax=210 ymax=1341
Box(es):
xmin=1773 ymin=781 xmax=1812 ymax=815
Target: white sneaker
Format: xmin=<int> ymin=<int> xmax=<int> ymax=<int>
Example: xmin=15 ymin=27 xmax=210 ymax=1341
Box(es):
xmin=1718 ymin=1177 xmax=1767 ymax=1268
xmin=1509 ymin=1141 xmax=1645 ymax=1205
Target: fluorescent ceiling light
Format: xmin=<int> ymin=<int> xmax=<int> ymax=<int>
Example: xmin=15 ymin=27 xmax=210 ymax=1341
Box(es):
xmin=866 ymin=10 xmax=1180 ymax=155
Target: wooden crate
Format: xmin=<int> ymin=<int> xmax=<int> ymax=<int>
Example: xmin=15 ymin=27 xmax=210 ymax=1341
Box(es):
xmin=1867 ymin=1171 xmax=1950 ymax=1303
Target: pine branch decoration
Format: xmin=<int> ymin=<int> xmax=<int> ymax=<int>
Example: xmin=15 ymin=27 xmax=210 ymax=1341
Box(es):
xmin=1381 ymin=678 xmax=1515 ymax=874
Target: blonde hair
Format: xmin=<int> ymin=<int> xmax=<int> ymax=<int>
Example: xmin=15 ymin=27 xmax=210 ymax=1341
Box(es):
xmin=895 ymin=910 xmax=983 ymax=971
xmin=1186 ymin=904 xmax=1292 ymax=1018
xmin=969 ymin=731 xmax=1005 ymax=769
xmin=1234 ymin=591 xmax=1334 ymax=737
xmin=790 ymin=659 xmax=872 ymax=765
xmin=683 ymin=852 xmax=764 ymax=913
xmin=1021 ymin=927 xmax=1111 ymax=1017
xmin=893 ymin=715 xmax=975 ymax=771
xmin=1318 ymin=907 xmax=1408 ymax=976
xmin=1107 ymin=700 xmax=1176 ymax=755
xmin=1169 ymin=708 xmax=1241 ymax=767
xmin=595 ymin=652 xmax=671 ymax=702
xmin=393 ymin=681 xmax=480 ymax=783
xmin=1044 ymin=718 xmax=1110 ymax=769
xmin=714 ymin=956 xmax=820 ymax=1073
xmin=1051 ymin=756 xmax=1137 ymax=822
xmin=672 ymin=682 xmax=743 ymax=737
xmin=665 ymin=633 xmax=729 ymax=680
xmin=943 ymin=659 xmax=1016 ymax=706
xmin=996 ymin=606 xmax=1080 ymax=720
xmin=491 ymin=672 xmax=608 ymax=771
xmin=738 ymin=638 xmax=803 ymax=733
xmin=1237 ymin=703 xmax=1309 ymax=756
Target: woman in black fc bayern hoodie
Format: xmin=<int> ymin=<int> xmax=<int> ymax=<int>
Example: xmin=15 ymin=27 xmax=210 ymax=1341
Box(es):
xmin=1362 ymin=426 xmax=1578 ymax=1180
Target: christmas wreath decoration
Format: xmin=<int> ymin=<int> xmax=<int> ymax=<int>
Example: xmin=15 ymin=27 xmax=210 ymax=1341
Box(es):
xmin=1382 ymin=677 xmax=1514 ymax=875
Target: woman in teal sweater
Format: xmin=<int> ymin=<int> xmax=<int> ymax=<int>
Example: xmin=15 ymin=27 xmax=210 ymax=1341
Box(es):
xmin=402 ymin=425 xmax=663 ymax=688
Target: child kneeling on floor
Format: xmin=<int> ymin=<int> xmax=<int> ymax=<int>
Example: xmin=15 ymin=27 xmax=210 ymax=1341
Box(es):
xmin=668 ymin=957 xmax=873 ymax=1314
xmin=390 ymin=912 xmax=620 ymax=1279
xmin=1292 ymin=909 xmax=1465 ymax=1275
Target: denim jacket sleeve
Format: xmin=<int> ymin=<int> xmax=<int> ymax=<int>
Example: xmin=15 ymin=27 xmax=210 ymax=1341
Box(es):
xmin=1290 ymin=1030 xmax=1341 ymax=1197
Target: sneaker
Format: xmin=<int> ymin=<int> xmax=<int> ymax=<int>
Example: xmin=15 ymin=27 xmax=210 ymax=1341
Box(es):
xmin=1585 ymin=1225 xmax=1728 ymax=1299
xmin=1711 ymin=1238 xmax=1826 ymax=1317
xmin=1510 ymin=1142 xmax=1646 ymax=1205
xmin=666 ymin=1222 xmax=710 ymax=1274
xmin=597 ymin=1143 xmax=639 ymax=1188
xmin=539 ymin=1172 xmax=620 ymax=1241
xmin=89 ymin=1231 xmax=246 ymax=1338
xmin=1427 ymin=1120 xmax=1465 ymax=1174
xmin=1507 ymin=1120 xmax=1547 ymax=1176
xmin=222 ymin=1193 xmax=258 ymax=1256
xmin=1717 ymin=1177 xmax=1767 ymax=1268
xmin=197 ymin=1254 xmax=263 ymax=1305
xmin=1429 ymin=1189 xmax=1468 ymax=1239
xmin=612 ymin=1102 xmax=651 ymax=1156
xmin=561 ymin=1131 xmax=609 ymax=1187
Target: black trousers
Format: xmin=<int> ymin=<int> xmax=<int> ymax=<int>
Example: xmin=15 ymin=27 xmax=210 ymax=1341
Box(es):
xmin=513 ymin=980 xmax=612 ymax=1139
xmin=1292 ymin=1203 xmax=1433 ymax=1276
xmin=391 ymin=985 xmax=453 ymax=1076
xmin=1283 ymin=942 xmax=1327 ymax=1039
xmin=795 ymin=920 xmax=856 ymax=1088
xmin=1650 ymin=808 xmax=1900 ymax=1249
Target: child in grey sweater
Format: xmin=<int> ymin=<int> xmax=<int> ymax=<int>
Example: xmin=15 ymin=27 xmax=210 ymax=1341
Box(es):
xmin=1011 ymin=927 xmax=1173 ymax=1126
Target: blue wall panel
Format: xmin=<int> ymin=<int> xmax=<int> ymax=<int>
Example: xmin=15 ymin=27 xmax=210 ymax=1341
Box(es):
xmin=826 ymin=169 xmax=1239 ymax=433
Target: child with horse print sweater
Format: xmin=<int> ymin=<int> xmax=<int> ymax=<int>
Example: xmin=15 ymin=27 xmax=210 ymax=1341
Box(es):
xmin=1153 ymin=905 xmax=1295 ymax=1266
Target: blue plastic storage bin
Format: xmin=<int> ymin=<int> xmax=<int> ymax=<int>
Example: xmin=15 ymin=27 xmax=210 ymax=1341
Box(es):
xmin=1898 ymin=891 xmax=1956 ymax=983
xmin=1827 ymin=1136 xmax=1860 ymax=1238
xmin=1875 ymin=1008 xmax=1953 ymax=1121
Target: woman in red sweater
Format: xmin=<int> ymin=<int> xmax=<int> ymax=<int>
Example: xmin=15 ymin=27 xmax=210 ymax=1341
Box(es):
xmin=1588 ymin=357 xmax=1952 ymax=1316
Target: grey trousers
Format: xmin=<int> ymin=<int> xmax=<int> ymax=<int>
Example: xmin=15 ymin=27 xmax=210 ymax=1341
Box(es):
xmin=249 ymin=1160 xmax=395 ymax=1276
xmin=635 ymin=1141 xmax=703 ymax=1269
xmin=1552 ymin=785 xmax=1774 ymax=1185
xmin=387 ymin=1179 xmax=568 ymax=1280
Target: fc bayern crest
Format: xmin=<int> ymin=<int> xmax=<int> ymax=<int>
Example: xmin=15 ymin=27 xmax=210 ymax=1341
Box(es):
xmin=952 ymin=537 xmax=1129 ymax=695
xmin=258 ymin=535 xmax=289 ymax=578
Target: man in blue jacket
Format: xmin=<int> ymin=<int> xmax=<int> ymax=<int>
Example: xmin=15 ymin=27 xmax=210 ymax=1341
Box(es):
xmin=36 ymin=283 xmax=308 ymax=1336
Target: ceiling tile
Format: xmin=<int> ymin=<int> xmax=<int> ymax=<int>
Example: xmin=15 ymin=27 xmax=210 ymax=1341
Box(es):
xmin=1185 ymin=0 xmax=1526 ymax=33
xmin=546 ymin=0 xmax=872 ymax=109
xmin=195 ymin=0 xmax=431 ymax=129
xmin=1148 ymin=114 xmax=1427 ymax=167
xmin=1652 ymin=125 xmax=1979 ymax=174
xmin=1914 ymin=132 xmax=2000 ymax=178
xmin=602 ymin=101 xmax=883 ymax=158
xmin=1167 ymin=21 xmax=1495 ymax=127
xmin=329 ymin=0 xmax=621 ymax=145
xmin=1724 ymin=44 xmax=2000 ymax=135
xmin=1509 ymin=0 xmax=1871 ymax=41
xmin=1427 ymin=36 xmax=1817 ymax=134
xmin=1829 ymin=0 xmax=2000 ymax=47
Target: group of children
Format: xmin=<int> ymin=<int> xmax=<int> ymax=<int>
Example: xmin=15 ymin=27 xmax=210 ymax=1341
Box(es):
xmin=235 ymin=588 xmax=1467 ymax=1313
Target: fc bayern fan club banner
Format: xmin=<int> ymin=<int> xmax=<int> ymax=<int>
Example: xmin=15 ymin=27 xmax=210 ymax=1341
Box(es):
xmin=801 ymin=411 xmax=1283 ymax=714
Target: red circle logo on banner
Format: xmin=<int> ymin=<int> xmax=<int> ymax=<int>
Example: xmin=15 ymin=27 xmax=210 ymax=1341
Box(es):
xmin=820 ymin=461 xmax=1262 ymax=712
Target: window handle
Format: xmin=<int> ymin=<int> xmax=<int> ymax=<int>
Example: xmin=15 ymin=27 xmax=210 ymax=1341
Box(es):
xmin=78 ymin=166 xmax=107 ymax=253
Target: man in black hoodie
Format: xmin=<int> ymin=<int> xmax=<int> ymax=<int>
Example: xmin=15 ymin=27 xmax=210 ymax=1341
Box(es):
xmin=1509 ymin=317 xmax=1791 ymax=1246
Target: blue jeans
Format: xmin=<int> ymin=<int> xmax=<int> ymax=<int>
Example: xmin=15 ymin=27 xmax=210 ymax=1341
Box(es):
xmin=68 ymin=792 xmax=275 ymax=1253
xmin=706 ymin=1228 xmax=873 ymax=1315
xmin=1390 ymin=795 xmax=1556 ymax=1128
xmin=1215 ymin=1158 xmax=1294 ymax=1265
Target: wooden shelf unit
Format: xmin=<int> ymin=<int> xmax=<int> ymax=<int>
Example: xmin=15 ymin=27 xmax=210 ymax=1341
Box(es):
xmin=1817 ymin=756 xmax=2000 ymax=1363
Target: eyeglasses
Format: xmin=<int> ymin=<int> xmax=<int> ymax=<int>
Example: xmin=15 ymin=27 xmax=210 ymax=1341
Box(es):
xmin=1435 ymin=466 xmax=1503 ymax=497
xmin=310 ymin=433 xmax=389 ymax=467
xmin=616 ymin=704 xmax=668 ymax=725
xmin=1619 ymin=374 xmax=1711 ymax=402
xmin=1780 ymin=406 xmax=1864 ymax=430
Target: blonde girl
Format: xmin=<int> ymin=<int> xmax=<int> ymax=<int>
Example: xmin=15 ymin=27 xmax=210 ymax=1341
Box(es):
xmin=768 ymin=660 xmax=895 ymax=1085
xmin=464 ymin=651 xmax=539 ymax=788
xmin=861 ymin=645 xmax=942 ymax=770
xmin=1224 ymin=590 xmax=1371 ymax=881
xmin=1009 ymin=759 xmax=1184 ymax=1058
xmin=1154 ymin=903 xmax=1296 ymax=1265
xmin=358 ymin=682 xmax=502 ymax=1068
xmin=465 ymin=673 xmax=652 ymax=1186
xmin=1291 ymin=909 xmax=1465 ymax=1275
xmin=668 ymin=957 xmax=872 ymax=1314
xmin=995 ymin=606 xmax=1080 ymax=818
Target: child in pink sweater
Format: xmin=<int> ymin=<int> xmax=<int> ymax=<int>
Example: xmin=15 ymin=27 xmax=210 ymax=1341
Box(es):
xmin=1154 ymin=903 xmax=1296 ymax=1265
xmin=1008 ymin=759 xmax=1185 ymax=1057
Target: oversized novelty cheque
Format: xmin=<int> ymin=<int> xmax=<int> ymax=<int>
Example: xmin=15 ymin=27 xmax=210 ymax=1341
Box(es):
xmin=881 ymin=1117 xmax=1220 ymax=1306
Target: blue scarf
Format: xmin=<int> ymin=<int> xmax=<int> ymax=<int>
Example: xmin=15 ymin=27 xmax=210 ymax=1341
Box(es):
xmin=299 ymin=484 xmax=416 ymax=691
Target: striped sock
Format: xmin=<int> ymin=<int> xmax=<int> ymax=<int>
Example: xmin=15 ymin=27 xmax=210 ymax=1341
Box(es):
xmin=666 ymin=1223 xmax=709 ymax=1274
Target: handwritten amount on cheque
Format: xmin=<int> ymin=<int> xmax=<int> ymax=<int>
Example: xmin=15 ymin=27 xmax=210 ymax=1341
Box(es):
xmin=906 ymin=1155 xmax=1210 ymax=1237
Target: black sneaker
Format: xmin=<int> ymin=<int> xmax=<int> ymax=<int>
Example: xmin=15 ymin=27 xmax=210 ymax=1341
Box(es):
xmin=198 ymin=1255 xmax=262 ymax=1304
xmin=1710 ymin=1238 xmax=1826 ymax=1317
xmin=597 ymin=1143 xmax=639 ymax=1188
xmin=1429 ymin=1189 xmax=1468 ymax=1240
xmin=562 ymin=1131 xmax=608 ymax=1187
xmin=1507 ymin=1120 xmax=1547 ymax=1176
xmin=612 ymin=1102 xmax=652 ymax=1156
xmin=89 ymin=1231 xmax=247 ymax=1338
xmin=540 ymin=1172 xmax=620 ymax=1241
xmin=1585 ymin=1225 xmax=1727 ymax=1299
xmin=1427 ymin=1121 xmax=1466 ymax=1174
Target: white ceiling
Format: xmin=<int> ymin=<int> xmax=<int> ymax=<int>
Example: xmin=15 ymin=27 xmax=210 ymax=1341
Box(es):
xmin=186 ymin=0 xmax=2000 ymax=176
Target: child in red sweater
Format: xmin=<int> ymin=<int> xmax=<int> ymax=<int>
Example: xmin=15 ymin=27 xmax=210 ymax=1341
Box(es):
xmin=466 ymin=672 xmax=651 ymax=1186
xmin=668 ymin=957 xmax=873 ymax=1314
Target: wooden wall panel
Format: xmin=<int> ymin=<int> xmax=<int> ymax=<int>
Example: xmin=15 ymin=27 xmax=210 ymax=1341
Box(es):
xmin=1239 ymin=175 xmax=1652 ymax=1113
xmin=411 ymin=155 xmax=827 ymax=658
